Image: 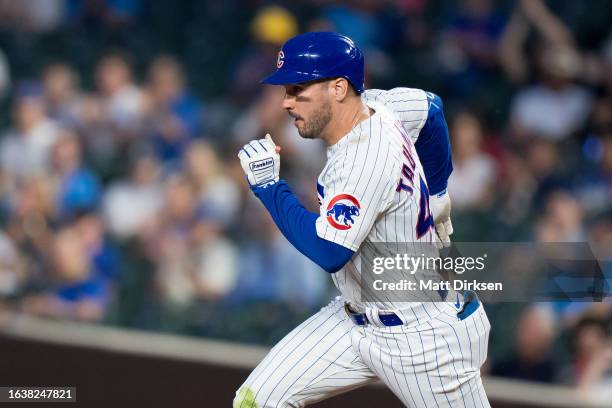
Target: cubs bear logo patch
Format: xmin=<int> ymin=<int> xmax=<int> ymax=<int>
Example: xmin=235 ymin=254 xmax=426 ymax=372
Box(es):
xmin=326 ymin=194 xmax=360 ymax=230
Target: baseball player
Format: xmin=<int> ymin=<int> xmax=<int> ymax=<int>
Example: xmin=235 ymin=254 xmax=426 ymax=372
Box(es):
xmin=235 ymin=32 xmax=490 ymax=408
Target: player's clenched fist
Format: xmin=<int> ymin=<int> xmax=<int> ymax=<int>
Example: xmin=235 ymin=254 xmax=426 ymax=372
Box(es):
xmin=430 ymin=191 xmax=453 ymax=248
xmin=237 ymin=134 xmax=281 ymax=187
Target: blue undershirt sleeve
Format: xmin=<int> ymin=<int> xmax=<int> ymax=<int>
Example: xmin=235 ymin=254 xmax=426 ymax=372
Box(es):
xmin=415 ymin=93 xmax=453 ymax=196
xmin=252 ymin=180 xmax=355 ymax=273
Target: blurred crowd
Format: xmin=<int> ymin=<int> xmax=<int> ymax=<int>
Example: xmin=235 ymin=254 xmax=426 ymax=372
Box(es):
xmin=0 ymin=0 xmax=610 ymax=391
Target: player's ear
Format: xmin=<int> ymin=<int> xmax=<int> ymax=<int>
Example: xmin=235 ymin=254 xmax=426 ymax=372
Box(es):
xmin=330 ymin=78 xmax=349 ymax=102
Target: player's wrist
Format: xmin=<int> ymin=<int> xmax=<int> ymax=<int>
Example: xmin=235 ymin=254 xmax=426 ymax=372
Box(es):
xmin=250 ymin=178 xmax=280 ymax=191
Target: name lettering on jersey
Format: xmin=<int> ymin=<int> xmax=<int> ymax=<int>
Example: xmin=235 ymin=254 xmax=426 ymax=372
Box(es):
xmin=326 ymin=194 xmax=360 ymax=230
xmin=396 ymin=126 xmax=417 ymax=193
xmin=416 ymin=175 xmax=434 ymax=238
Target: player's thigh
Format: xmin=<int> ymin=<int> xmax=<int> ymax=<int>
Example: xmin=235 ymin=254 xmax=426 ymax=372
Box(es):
xmin=450 ymin=304 xmax=491 ymax=408
xmin=234 ymin=298 xmax=376 ymax=408
xmin=410 ymin=302 xmax=491 ymax=408
xmin=360 ymin=303 xmax=491 ymax=408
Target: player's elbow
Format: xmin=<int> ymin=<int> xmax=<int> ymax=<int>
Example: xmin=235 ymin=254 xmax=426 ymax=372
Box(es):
xmin=320 ymin=258 xmax=347 ymax=273
xmin=302 ymin=236 xmax=354 ymax=273
xmin=315 ymin=245 xmax=354 ymax=273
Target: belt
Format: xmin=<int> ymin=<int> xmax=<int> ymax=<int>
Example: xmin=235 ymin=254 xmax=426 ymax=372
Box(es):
xmin=344 ymin=304 xmax=404 ymax=327
xmin=345 ymin=290 xmax=481 ymax=327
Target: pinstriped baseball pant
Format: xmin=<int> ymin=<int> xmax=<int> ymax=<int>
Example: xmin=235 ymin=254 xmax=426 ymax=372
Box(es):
xmin=234 ymin=297 xmax=491 ymax=408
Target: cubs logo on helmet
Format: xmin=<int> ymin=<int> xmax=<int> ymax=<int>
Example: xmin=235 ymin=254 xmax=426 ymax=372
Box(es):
xmin=276 ymin=50 xmax=284 ymax=68
xmin=326 ymin=194 xmax=360 ymax=230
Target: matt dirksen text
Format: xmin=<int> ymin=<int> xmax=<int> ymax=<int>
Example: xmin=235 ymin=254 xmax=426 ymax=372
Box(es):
xmin=372 ymin=279 xmax=503 ymax=292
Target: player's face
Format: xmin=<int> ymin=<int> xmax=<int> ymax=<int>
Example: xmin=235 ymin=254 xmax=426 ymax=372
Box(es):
xmin=282 ymin=81 xmax=332 ymax=139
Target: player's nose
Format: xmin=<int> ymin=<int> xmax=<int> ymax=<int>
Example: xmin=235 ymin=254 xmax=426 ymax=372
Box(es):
xmin=282 ymin=93 xmax=295 ymax=111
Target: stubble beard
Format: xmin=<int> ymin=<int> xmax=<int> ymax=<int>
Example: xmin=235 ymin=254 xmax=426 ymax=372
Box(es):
xmin=297 ymin=100 xmax=332 ymax=140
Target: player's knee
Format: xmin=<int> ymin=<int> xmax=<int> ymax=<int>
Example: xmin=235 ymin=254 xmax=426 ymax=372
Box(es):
xmin=234 ymin=384 xmax=298 ymax=408
xmin=233 ymin=385 xmax=259 ymax=408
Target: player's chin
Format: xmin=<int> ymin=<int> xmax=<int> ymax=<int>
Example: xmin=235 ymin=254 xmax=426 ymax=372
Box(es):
xmin=295 ymin=123 xmax=313 ymax=139
xmin=297 ymin=128 xmax=315 ymax=139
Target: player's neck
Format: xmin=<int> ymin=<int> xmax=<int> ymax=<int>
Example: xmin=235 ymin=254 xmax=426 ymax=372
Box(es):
xmin=322 ymin=99 xmax=372 ymax=147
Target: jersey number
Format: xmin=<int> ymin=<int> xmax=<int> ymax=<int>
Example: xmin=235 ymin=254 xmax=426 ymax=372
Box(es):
xmin=416 ymin=176 xmax=434 ymax=239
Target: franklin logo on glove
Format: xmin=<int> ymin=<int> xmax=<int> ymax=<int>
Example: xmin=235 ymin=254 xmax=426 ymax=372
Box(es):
xmin=250 ymin=158 xmax=274 ymax=171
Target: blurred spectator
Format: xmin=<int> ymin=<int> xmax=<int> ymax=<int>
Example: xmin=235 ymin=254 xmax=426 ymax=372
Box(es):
xmin=510 ymin=46 xmax=593 ymax=141
xmin=0 ymin=232 xmax=25 ymax=298
xmin=447 ymin=111 xmax=497 ymax=211
xmin=189 ymin=212 xmax=238 ymax=302
xmin=73 ymin=211 xmax=120 ymax=281
xmin=21 ymin=225 xmax=111 ymax=322
xmin=538 ymin=204 xmax=612 ymax=333
xmin=146 ymin=175 xmax=238 ymax=307
xmin=143 ymin=174 xmax=201 ymax=266
xmin=230 ymin=5 xmax=298 ymax=104
xmin=547 ymin=214 xmax=612 ymax=327
xmin=562 ymin=316 xmax=612 ymax=397
xmin=103 ymin=152 xmax=163 ymax=238
xmin=525 ymin=138 xmax=562 ymax=199
xmin=497 ymin=151 xmax=538 ymax=225
xmin=3 ymin=177 xmax=55 ymax=297
xmin=536 ymin=190 xmax=586 ymax=243
xmin=77 ymin=50 xmax=145 ymax=178
xmin=0 ymin=82 xmax=60 ymax=181
xmin=42 ymin=62 xmax=84 ymax=127
xmin=313 ymin=2 xmax=398 ymax=83
xmin=576 ymin=131 xmax=612 ymax=217
xmin=66 ymin=0 xmax=142 ymax=26
xmin=499 ymin=0 xmax=576 ymax=84
xmin=250 ymin=5 xmax=298 ymax=52
xmin=94 ymin=50 xmax=145 ymax=132
xmin=145 ymin=55 xmax=203 ymax=162
xmin=491 ymin=305 xmax=559 ymax=383
xmin=437 ymin=0 xmax=507 ymax=95
xmin=0 ymin=0 xmax=63 ymax=32
xmin=502 ymin=137 xmax=569 ymax=214
xmin=183 ymin=141 xmax=240 ymax=228
xmin=51 ymin=129 xmax=101 ymax=220
xmin=318 ymin=1 xmax=384 ymax=51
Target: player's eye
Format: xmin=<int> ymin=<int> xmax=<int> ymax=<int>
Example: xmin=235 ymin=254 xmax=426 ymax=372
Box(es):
xmin=287 ymin=85 xmax=302 ymax=96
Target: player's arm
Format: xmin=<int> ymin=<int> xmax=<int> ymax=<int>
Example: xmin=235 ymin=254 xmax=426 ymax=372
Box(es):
xmin=237 ymin=136 xmax=354 ymax=273
xmin=253 ymin=181 xmax=354 ymax=273
xmin=377 ymin=87 xmax=454 ymax=246
xmin=415 ymin=92 xmax=453 ymax=247
xmin=416 ymin=92 xmax=452 ymax=196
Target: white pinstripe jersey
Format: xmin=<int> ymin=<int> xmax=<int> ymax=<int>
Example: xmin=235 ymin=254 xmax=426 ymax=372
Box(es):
xmin=315 ymin=87 xmax=440 ymax=310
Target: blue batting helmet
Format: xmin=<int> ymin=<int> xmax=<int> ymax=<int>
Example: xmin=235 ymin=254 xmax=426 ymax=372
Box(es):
xmin=261 ymin=32 xmax=365 ymax=94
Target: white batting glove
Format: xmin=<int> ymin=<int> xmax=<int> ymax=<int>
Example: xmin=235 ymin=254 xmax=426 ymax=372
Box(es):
xmin=237 ymin=134 xmax=280 ymax=188
xmin=429 ymin=190 xmax=453 ymax=248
